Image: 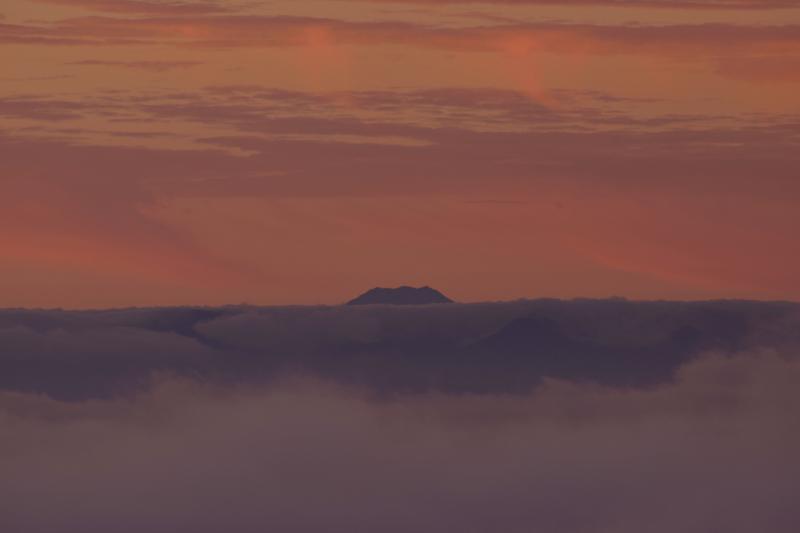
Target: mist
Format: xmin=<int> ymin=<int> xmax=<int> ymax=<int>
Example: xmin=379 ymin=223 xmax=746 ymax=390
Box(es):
xmin=2 ymin=349 xmax=798 ymax=532
xmin=2 ymin=299 xmax=798 ymax=531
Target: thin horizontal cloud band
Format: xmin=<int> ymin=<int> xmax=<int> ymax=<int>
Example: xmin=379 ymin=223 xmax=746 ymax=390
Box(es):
xmin=32 ymin=0 xmax=800 ymax=12
xmin=323 ymin=0 xmax=800 ymax=8
xmin=4 ymin=16 xmax=800 ymax=57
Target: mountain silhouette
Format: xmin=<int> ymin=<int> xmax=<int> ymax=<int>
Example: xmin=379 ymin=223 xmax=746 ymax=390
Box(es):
xmin=461 ymin=315 xmax=708 ymax=389
xmin=470 ymin=316 xmax=570 ymax=355
xmin=347 ymin=286 xmax=453 ymax=305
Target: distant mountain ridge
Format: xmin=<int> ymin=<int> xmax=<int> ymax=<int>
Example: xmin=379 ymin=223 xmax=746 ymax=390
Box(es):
xmin=347 ymin=286 xmax=453 ymax=306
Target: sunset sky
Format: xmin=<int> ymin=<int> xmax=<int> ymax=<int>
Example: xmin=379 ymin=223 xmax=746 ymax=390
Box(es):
xmin=2 ymin=0 xmax=799 ymax=308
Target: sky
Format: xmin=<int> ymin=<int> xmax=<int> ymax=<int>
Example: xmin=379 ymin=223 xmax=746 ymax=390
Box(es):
xmin=2 ymin=0 xmax=800 ymax=308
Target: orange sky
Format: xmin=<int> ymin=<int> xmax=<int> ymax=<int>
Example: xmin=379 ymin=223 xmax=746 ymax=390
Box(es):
xmin=2 ymin=0 xmax=800 ymax=307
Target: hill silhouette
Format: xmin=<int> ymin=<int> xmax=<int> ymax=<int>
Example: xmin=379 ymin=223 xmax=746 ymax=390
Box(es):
xmin=346 ymin=286 xmax=453 ymax=306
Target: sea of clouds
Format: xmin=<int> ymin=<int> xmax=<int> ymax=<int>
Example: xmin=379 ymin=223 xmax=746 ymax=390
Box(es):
xmin=1 ymin=300 xmax=798 ymax=532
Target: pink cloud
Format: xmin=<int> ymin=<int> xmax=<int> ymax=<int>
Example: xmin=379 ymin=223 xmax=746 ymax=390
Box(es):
xmin=32 ymin=0 xmax=233 ymax=15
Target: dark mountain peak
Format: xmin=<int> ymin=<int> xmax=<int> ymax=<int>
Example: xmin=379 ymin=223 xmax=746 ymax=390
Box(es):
xmin=471 ymin=315 xmax=569 ymax=354
xmin=347 ymin=286 xmax=453 ymax=306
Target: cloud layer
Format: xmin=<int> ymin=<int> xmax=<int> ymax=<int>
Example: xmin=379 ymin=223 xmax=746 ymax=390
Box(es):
xmin=3 ymin=300 xmax=799 ymax=531
xmin=2 ymin=299 xmax=799 ymax=398
xmin=1 ymin=346 xmax=798 ymax=532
